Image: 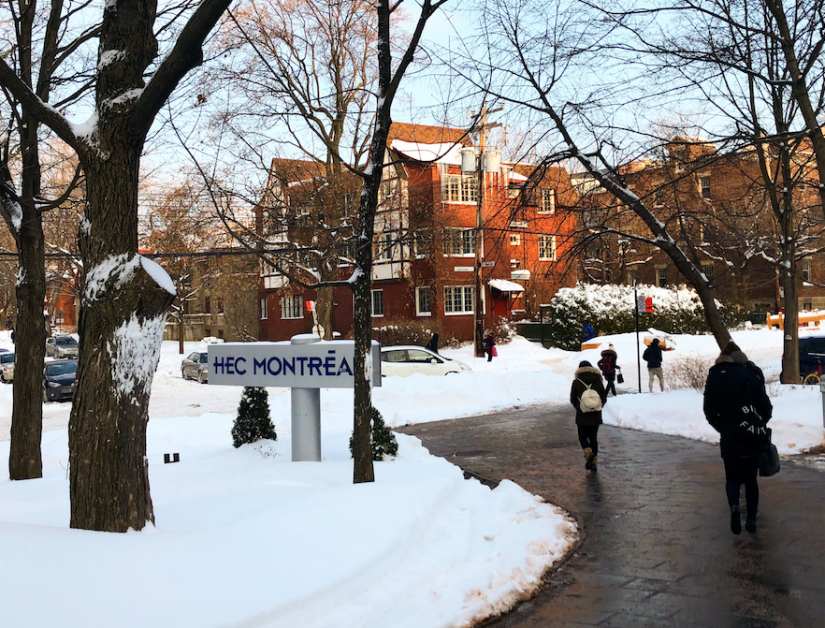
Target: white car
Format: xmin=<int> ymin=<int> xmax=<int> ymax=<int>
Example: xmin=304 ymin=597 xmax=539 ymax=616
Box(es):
xmin=380 ymin=346 xmax=472 ymax=377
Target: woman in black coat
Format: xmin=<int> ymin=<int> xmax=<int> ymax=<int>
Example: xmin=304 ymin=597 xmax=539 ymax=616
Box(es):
xmin=703 ymin=341 xmax=772 ymax=534
xmin=570 ymin=360 xmax=608 ymax=471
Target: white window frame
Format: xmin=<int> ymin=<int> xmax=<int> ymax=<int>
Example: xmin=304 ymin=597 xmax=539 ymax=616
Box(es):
xmin=443 ymin=228 xmax=477 ymax=256
xmin=373 ymin=233 xmax=394 ymax=262
xmin=510 ymin=233 xmax=521 ymax=246
xmin=657 ymin=267 xmax=668 ymax=287
xmin=802 ymin=259 xmax=812 ymax=282
xmin=260 ymin=297 xmax=268 ymax=320
xmin=280 ymin=295 xmax=303 ymax=319
xmin=415 ymin=286 xmax=432 ymax=316
xmin=442 ymin=174 xmax=478 ymax=203
xmin=371 ymin=289 xmax=384 ymax=317
xmin=701 ymin=263 xmax=714 ymax=282
xmin=444 ymin=285 xmax=474 ymax=315
xmin=538 ymin=189 xmax=556 ymax=214
xmin=538 ymin=234 xmax=557 ymax=261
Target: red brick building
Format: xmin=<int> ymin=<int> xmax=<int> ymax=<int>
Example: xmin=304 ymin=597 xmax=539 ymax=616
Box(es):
xmin=257 ymin=123 xmax=578 ymax=342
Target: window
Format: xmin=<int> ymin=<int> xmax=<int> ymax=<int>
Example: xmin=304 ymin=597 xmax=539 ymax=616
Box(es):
xmin=538 ymin=235 xmax=557 ymax=261
xmin=443 ymin=228 xmax=476 ymax=256
xmin=657 ymin=267 xmax=667 ymax=287
xmin=413 ymin=231 xmax=432 ymax=258
xmin=802 ymin=259 xmax=812 ymax=282
xmin=444 ymin=285 xmax=474 ymax=314
xmin=700 ymin=175 xmax=711 ymax=199
xmin=626 ymin=269 xmax=637 ymax=286
xmin=371 ymin=289 xmax=384 ymax=317
xmin=510 ymin=233 xmax=521 ymax=246
xmin=701 ymin=263 xmax=714 ymax=282
xmin=442 ymin=174 xmax=478 ymax=203
xmin=204 ymin=297 xmax=211 ymax=314
xmin=416 ymin=286 xmax=432 ymax=316
xmin=373 ymin=233 xmax=393 ymax=261
xmin=538 ymin=189 xmax=555 ymax=214
xmin=218 ymin=329 xmax=224 ymax=339
xmin=280 ymin=295 xmax=303 ymax=319
xmin=218 ymin=298 xmax=224 ymax=314
xmin=205 ymin=328 xmax=211 ymax=337
xmin=508 ymin=183 xmax=522 ymax=199
xmin=260 ymin=297 xmax=268 ymax=320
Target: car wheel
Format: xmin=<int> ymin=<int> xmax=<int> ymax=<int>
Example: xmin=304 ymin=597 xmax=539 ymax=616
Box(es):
xmin=803 ymin=372 xmax=820 ymax=386
xmin=198 ymin=370 xmax=207 ymax=384
xmin=445 ymin=371 xmax=459 ymax=376
xmin=181 ymin=368 xmax=188 ymax=380
xmin=0 ymin=373 xmax=5 ymax=384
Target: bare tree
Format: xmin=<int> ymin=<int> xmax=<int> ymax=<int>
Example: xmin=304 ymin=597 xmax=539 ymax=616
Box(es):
xmin=0 ymin=0 xmax=97 ymax=480
xmin=0 ymin=0 xmax=233 ymax=531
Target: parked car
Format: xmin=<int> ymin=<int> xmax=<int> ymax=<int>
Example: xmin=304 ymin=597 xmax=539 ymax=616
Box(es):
xmin=46 ymin=335 xmax=78 ymax=359
xmin=0 ymin=352 xmax=14 ymax=383
xmin=43 ymin=359 xmax=78 ymax=402
xmin=781 ymin=335 xmax=825 ymax=385
xmin=380 ymin=346 xmax=473 ymax=377
xmin=181 ymin=351 xmax=209 ymax=383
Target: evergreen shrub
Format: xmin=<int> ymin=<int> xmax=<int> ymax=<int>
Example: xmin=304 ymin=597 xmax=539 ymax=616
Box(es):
xmin=545 ymin=283 xmax=747 ymax=350
xmin=232 ymin=386 xmax=277 ymax=448
xmin=349 ymin=406 xmax=399 ymax=461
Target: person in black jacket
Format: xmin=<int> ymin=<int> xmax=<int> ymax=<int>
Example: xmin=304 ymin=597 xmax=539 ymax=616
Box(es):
xmin=703 ymin=341 xmax=772 ymax=535
xmin=642 ymin=338 xmax=664 ymax=393
xmin=570 ymin=360 xmax=608 ymax=471
xmin=425 ymin=333 xmax=439 ymax=354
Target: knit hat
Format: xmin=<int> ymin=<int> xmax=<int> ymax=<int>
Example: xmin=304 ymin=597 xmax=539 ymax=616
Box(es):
xmin=578 ymin=360 xmax=592 ymax=368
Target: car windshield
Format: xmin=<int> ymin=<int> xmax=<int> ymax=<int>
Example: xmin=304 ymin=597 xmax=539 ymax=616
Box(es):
xmin=55 ymin=337 xmax=77 ymax=347
xmin=0 ymin=353 xmax=14 ymax=364
xmin=46 ymin=362 xmax=77 ymax=376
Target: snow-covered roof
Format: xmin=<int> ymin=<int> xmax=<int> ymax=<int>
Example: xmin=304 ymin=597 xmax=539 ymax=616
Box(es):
xmin=508 ymin=171 xmax=528 ymax=183
xmin=391 ymin=140 xmax=463 ymax=165
xmin=489 ymin=279 xmax=524 ymax=293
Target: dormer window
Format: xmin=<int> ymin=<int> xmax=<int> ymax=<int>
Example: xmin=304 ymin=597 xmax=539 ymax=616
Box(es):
xmin=700 ymin=175 xmax=711 ymax=199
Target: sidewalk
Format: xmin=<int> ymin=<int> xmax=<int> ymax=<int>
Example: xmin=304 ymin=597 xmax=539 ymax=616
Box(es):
xmin=401 ymin=403 xmax=825 ymax=627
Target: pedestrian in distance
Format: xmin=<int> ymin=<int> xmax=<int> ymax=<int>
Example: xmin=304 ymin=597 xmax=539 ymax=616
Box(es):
xmin=425 ymin=332 xmax=439 ymax=354
xmin=570 ymin=360 xmax=608 ymax=471
xmin=642 ymin=338 xmax=664 ymax=393
xmin=483 ymin=333 xmax=496 ymax=362
xmin=597 ymin=343 xmax=619 ymax=396
xmin=581 ymin=320 xmax=595 ymax=343
xmin=703 ymin=341 xmax=772 ymax=535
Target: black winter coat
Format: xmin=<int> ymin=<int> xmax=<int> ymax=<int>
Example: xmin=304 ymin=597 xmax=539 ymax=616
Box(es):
xmin=642 ymin=342 xmax=663 ymax=368
xmin=703 ymin=356 xmax=772 ymax=459
xmin=570 ymin=366 xmax=608 ymax=426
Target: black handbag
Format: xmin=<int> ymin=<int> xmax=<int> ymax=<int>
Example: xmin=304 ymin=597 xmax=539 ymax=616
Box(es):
xmin=758 ymin=430 xmax=780 ymax=477
xmin=616 ymin=368 xmax=624 ymax=384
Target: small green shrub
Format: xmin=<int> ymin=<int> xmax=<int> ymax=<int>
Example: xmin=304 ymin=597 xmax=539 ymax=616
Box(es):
xmin=349 ymin=406 xmax=399 ymax=461
xmin=232 ymin=386 xmax=277 ymax=448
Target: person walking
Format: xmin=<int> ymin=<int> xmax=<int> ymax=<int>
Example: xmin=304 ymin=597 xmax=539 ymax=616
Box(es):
xmin=483 ymin=333 xmax=496 ymax=362
xmin=425 ymin=332 xmax=439 ymax=354
xmin=570 ymin=360 xmax=608 ymax=471
xmin=597 ymin=343 xmax=619 ymax=396
xmin=581 ymin=320 xmax=595 ymax=343
xmin=703 ymin=341 xmax=772 ymax=535
xmin=642 ymin=338 xmax=664 ymax=393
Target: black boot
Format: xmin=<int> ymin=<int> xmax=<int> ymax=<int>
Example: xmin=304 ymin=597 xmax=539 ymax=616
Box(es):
xmin=730 ymin=505 xmax=741 ymax=535
xmin=746 ymin=515 xmax=757 ymax=534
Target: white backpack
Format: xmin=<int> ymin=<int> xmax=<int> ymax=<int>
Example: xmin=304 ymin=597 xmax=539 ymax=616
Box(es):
xmin=576 ymin=378 xmax=603 ymax=413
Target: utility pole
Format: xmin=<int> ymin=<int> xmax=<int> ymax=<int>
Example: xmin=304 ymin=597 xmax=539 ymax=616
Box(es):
xmin=469 ymin=101 xmax=503 ymax=357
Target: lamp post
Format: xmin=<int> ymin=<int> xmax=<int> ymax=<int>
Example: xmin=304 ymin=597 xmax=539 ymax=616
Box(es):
xmin=465 ymin=102 xmax=502 ymax=357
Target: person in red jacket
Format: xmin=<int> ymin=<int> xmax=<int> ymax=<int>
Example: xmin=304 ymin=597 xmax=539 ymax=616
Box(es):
xmin=597 ymin=343 xmax=618 ymax=396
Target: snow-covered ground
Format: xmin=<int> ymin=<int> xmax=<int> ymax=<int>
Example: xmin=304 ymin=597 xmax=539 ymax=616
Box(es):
xmin=1 ymin=325 xmax=823 ymax=628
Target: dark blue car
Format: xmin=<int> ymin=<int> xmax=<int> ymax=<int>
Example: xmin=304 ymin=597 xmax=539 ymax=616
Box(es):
xmin=781 ymin=335 xmax=825 ymax=385
xmin=43 ymin=359 xmax=78 ymax=402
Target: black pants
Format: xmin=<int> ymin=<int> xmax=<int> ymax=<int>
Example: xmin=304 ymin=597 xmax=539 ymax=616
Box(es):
xmin=724 ymin=456 xmax=759 ymax=517
xmin=577 ymin=424 xmax=599 ymax=454
xmin=604 ymin=373 xmax=616 ymax=396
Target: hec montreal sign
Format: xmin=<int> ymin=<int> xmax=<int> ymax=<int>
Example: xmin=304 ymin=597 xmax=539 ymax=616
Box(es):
xmin=207 ymin=339 xmax=382 ymax=388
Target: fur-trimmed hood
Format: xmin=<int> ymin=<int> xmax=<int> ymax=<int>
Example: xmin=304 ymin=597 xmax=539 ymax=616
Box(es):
xmin=575 ymin=365 xmax=602 ymax=378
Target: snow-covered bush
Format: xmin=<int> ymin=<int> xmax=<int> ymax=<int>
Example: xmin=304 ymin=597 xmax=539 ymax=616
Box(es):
xmin=350 ymin=407 xmax=398 ymax=461
xmin=668 ymin=355 xmax=716 ymax=391
xmin=232 ymin=386 xmax=277 ymax=448
xmin=368 ymin=319 xmax=436 ymax=348
xmin=545 ymin=283 xmax=746 ymax=350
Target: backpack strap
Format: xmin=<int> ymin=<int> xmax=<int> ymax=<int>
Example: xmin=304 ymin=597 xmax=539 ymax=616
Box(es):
xmin=576 ymin=377 xmax=592 ymax=390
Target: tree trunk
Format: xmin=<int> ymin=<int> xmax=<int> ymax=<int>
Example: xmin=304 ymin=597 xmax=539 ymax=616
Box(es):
xmin=317 ymin=285 xmax=334 ymax=340
xmin=8 ymin=214 xmax=46 ymax=480
xmin=69 ymin=156 xmax=175 ymax=532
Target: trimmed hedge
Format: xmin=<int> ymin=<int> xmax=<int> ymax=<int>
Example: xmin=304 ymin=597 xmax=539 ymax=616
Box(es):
xmin=544 ymin=283 xmax=746 ymax=350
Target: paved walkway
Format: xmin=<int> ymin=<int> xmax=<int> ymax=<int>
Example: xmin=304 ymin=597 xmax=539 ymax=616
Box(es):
xmin=398 ymin=404 xmax=825 ymax=628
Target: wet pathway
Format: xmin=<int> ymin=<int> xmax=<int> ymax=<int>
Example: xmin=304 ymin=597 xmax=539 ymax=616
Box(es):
xmin=398 ymin=404 xmax=825 ymax=628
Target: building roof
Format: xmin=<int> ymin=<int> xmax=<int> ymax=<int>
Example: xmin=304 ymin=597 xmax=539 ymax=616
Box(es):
xmin=387 ymin=123 xmax=472 ymax=147
xmin=489 ymin=279 xmax=525 ymax=293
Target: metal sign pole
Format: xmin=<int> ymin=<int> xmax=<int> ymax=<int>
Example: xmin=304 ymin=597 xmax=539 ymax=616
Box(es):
xmin=291 ymin=334 xmax=322 ymax=462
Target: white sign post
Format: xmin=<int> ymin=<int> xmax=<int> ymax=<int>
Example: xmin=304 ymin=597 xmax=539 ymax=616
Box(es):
xmin=208 ymin=335 xmax=382 ymax=462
